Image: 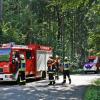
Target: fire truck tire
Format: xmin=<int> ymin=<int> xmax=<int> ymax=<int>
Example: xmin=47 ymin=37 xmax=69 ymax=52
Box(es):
xmin=41 ymin=71 xmax=46 ymax=79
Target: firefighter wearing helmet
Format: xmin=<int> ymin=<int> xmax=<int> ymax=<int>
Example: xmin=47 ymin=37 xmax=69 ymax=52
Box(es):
xmin=19 ymin=54 xmax=26 ymax=85
xmin=62 ymin=56 xmax=71 ymax=84
xmin=54 ymin=55 xmax=61 ymax=80
xmin=47 ymin=56 xmax=56 ymax=85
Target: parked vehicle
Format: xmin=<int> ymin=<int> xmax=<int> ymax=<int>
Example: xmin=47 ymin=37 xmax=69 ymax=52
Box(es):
xmin=0 ymin=43 xmax=52 ymax=82
xmin=83 ymin=56 xmax=100 ymax=73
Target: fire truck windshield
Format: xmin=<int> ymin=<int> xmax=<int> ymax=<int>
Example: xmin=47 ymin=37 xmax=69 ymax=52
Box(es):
xmin=0 ymin=48 xmax=11 ymax=62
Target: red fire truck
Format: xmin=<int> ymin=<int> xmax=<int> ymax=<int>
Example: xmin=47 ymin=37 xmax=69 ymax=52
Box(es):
xmin=0 ymin=43 xmax=52 ymax=82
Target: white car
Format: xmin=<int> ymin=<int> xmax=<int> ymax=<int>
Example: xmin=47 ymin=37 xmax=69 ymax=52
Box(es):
xmin=83 ymin=56 xmax=100 ymax=73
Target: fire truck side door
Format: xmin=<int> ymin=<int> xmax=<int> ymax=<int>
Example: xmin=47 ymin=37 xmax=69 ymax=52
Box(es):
xmin=26 ymin=50 xmax=35 ymax=75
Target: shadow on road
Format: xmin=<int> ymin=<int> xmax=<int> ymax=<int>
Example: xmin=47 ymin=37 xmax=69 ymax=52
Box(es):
xmin=0 ymin=80 xmax=88 ymax=100
xmin=0 ymin=78 xmax=42 ymax=86
xmin=0 ymin=74 xmax=99 ymax=100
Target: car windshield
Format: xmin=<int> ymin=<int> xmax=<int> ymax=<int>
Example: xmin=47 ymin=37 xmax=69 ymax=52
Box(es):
xmin=0 ymin=48 xmax=11 ymax=61
xmin=88 ymin=59 xmax=94 ymax=63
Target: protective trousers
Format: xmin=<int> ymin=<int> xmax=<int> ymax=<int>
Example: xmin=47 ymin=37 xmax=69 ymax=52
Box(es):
xmin=48 ymin=73 xmax=55 ymax=85
xmin=55 ymin=67 xmax=59 ymax=80
xmin=63 ymin=70 xmax=71 ymax=84
xmin=19 ymin=70 xmax=26 ymax=85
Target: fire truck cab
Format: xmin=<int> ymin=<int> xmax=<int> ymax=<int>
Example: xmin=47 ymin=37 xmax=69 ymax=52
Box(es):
xmin=0 ymin=43 xmax=52 ymax=81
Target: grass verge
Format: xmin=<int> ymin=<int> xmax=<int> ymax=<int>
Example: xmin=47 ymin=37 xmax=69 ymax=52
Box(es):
xmin=84 ymin=79 xmax=100 ymax=100
xmin=71 ymin=68 xmax=84 ymax=74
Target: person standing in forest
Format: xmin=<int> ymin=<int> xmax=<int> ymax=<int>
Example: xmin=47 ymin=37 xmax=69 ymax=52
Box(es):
xmin=19 ymin=54 xmax=26 ymax=85
xmin=12 ymin=51 xmax=20 ymax=73
xmin=54 ymin=55 xmax=61 ymax=80
xmin=47 ymin=56 xmax=56 ymax=85
xmin=62 ymin=57 xmax=71 ymax=84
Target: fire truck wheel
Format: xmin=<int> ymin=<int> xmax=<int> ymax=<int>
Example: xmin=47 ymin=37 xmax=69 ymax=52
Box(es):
xmin=41 ymin=71 xmax=46 ymax=79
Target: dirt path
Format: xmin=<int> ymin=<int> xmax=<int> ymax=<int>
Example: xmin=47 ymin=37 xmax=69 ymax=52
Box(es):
xmin=0 ymin=74 xmax=100 ymax=100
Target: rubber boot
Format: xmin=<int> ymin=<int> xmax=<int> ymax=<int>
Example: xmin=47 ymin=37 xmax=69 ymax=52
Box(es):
xmin=62 ymin=80 xmax=66 ymax=85
xmin=52 ymin=81 xmax=55 ymax=85
xmin=69 ymin=78 xmax=71 ymax=84
xmin=48 ymin=81 xmax=52 ymax=85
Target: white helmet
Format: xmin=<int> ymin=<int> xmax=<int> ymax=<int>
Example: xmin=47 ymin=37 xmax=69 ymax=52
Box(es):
xmin=20 ymin=54 xmax=24 ymax=59
xmin=64 ymin=56 xmax=68 ymax=60
xmin=56 ymin=55 xmax=59 ymax=58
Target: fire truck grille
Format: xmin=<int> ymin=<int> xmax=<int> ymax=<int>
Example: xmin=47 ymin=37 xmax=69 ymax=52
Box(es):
xmin=0 ymin=68 xmax=3 ymax=73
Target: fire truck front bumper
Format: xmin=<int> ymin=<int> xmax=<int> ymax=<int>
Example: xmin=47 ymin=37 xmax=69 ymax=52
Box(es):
xmin=0 ymin=74 xmax=16 ymax=82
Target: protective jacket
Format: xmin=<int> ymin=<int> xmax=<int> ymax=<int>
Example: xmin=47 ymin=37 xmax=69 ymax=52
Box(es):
xmin=63 ymin=61 xmax=70 ymax=70
xmin=19 ymin=59 xmax=26 ymax=71
xmin=47 ymin=59 xmax=55 ymax=73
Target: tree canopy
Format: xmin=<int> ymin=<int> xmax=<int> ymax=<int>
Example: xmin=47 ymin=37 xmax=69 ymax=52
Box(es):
xmin=0 ymin=0 xmax=100 ymax=64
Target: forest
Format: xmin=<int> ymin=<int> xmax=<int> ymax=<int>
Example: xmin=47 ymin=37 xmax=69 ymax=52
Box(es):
xmin=0 ymin=0 xmax=100 ymax=65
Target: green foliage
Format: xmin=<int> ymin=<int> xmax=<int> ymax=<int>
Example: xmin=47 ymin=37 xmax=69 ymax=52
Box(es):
xmin=87 ymin=0 xmax=100 ymax=54
xmin=49 ymin=0 xmax=89 ymax=11
xmin=85 ymin=86 xmax=98 ymax=100
xmin=84 ymin=79 xmax=100 ymax=100
xmin=0 ymin=0 xmax=99 ymax=63
xmin=94 ymin=80 xmax=100 ymax=86
xmin=0 ymin=55 xmax=10 ymax=61
xmin=88 ymin=32 xmax=100 ymax=50
xmin=96 ymin=52 xmax=100 ymax=56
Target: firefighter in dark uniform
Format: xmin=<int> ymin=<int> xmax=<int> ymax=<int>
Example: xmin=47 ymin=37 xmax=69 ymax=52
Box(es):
xmin=62 ymin=57 xmax=71 ymax=84
xmin=12 ymin=51 xmax=20 ymax=74
xmin=47 ymin=56 xmax=56 ymax=85
xmin=19 ymin=54 xmax=26 ymax=85
xmin=54 ymin=55 xmax=61 ymax=80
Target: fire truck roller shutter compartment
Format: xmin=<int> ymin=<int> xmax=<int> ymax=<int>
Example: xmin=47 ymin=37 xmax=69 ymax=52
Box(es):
xmin=36 ymin=50 xmax=52 ymax=79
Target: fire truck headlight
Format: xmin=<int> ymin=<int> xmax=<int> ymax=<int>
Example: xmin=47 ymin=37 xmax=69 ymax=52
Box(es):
xmin=5 ymin=75 xmax=14 ymax=79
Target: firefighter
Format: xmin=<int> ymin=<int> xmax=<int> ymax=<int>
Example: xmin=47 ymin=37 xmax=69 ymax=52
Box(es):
xmin=47 ymin=56 xmax=56 ymax=85
xmin=54 ymin=55 xmax=61 ymax=80
xmin=19 ymin=54 xmax=26 ymax=85
xmin=62 ymin=57 xmax=71 ymax=84
xmin=12 ymin=51 xmax=20 ymax=72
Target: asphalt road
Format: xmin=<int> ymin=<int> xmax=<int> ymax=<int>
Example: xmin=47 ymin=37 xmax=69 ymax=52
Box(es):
xmin=0 ymin=74 xmax=100 ymax=100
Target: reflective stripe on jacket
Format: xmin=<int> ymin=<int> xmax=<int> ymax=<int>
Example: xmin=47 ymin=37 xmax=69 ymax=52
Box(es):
xmin=64 ymin=61 xmax=70 ymax=70
xmin=48 ymin=66 xmax=55 ymax=73
xmin=19 ymin=59 xmax=26 ymax=71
